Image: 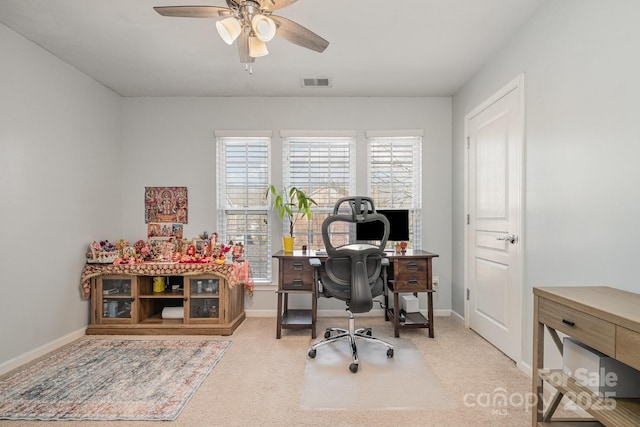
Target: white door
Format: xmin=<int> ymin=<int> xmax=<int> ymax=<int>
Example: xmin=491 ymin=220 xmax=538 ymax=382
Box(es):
xmin=465 ymin=75 xmax=524 ymax=363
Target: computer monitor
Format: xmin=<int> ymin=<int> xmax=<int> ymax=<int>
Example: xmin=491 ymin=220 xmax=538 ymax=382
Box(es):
xmin=356 ymin=209 xmax=410 ymax=242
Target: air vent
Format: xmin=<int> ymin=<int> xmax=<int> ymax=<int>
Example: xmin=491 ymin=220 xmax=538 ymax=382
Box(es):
xmin=301 ymin=77 xmax=331 ymax=88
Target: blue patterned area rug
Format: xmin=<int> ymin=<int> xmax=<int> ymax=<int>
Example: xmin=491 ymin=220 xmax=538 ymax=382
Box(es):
xmin=0 ymin=338 xmax=230 ymax=421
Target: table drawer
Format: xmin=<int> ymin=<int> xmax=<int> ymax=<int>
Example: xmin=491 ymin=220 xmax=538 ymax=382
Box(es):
xmin=538 ymin=297 xmax=615 ymax=356
xmin=394 ymin=259 xmax=428 ymax=292
xmin=617 ymin=326 xmax=640 ymax=372
xmin=281 ymin=260 xmax=314 ymax=291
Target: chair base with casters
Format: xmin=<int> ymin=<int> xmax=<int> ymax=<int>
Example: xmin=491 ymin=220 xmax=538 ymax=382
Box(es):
xmin=307 ymin=310 xmax=394 ymax=373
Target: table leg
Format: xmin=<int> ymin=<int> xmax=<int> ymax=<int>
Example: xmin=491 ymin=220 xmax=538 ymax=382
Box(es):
xmin=384 ymin=287 xmax=390 ymax=321
xmin=393 ymin=292 xmax=400 ymax=337
xmin=276 ymin=292 xmax=283 ymax=339
xmin=427 ymin=290 xmax=434 ymax=338
xmin=311 ymin=290 xmax=317 ymax=339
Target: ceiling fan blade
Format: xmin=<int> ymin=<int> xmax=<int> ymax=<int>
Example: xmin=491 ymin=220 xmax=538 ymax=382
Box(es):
xmin=237 ymin=29 xmax=255 ymax=64
xmin=270 ymin=15 xmax=329 ymax=53
xmin=153 ymin=6 xmax=230 ymax=18
xmin=259 ymin=0 xmax=299 ymax=12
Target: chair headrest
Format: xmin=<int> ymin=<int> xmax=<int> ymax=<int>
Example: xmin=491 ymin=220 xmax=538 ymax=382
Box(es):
xmin=323 ymin=196 xmax=389 ymax=255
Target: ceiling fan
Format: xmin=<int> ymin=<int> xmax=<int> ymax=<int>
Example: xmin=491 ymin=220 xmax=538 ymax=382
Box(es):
xmin=154 ymin=0 xmax=329 ymax=71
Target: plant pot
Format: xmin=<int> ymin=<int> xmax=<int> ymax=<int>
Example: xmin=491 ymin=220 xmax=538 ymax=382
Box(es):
xmin=282 ymin=237 xmax=295 ymax=253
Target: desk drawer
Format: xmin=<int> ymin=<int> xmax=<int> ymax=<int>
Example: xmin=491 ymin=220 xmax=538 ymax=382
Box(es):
xmin=617 ymin=326 xmax=640 ymax=371
xmin=394 ymin=259 xmax=428 ymax=292
xmin=281 ymin=260 xmax=314 ymax=291
xmin=538 ymin=297 xmax=615 ymax=356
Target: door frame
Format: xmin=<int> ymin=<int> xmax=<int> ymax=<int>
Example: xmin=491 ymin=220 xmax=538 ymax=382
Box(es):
xmin=463 ymin=74 xmax=526 ymax=366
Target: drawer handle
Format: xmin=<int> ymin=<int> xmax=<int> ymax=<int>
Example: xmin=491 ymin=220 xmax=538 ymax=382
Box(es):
xmin=408 ymin=279 xmax=419 ymax=287
xmin=407 ymin=262 xmax=419 ymax=271
xmin=562 ymin=319 xmax=575 ymax=327
xmin=292 ymin=279 xmax=304 ymax=287
xmin=293 ymin=262 xmax=303 ymax=271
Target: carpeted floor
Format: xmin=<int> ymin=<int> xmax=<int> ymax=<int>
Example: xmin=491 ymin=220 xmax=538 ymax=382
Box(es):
xmin=0 ymin=315 xmax=575 ymax=426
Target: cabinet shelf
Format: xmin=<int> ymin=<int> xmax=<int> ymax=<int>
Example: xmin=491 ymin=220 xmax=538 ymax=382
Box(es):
xmin=386 ymin=308 xmax=429 ymax=327
xmin=138 ymin=293 xmax=184 ymax=298
xmin=537 ymin=422 xmax=603 ymax=426
xmin=281 ymin=309 xmax=312 ymax=327
xmin=139 ymin=314 xmax=184 ymax=325
xmin=539 ymin=369 xmax=640 ymax=426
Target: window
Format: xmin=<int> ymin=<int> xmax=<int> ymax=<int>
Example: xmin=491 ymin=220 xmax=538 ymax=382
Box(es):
xmin=366 ymin=132 xmax=423 ymax=249
xmin=216 ymin=134 xmax=271 ymax=281
xmin=281 ymin=134 xmax=357 ymax=249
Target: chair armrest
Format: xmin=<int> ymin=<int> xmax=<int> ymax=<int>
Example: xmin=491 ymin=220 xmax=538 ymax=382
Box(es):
xmin=309 ymin=258 xmax=322 ymax=298
xmin=381 ymin=257 xmax=390 ymax=297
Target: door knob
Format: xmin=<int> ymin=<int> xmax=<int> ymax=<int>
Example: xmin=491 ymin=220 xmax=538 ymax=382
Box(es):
xmin=496 ymin=234 xmax=517 ymax=244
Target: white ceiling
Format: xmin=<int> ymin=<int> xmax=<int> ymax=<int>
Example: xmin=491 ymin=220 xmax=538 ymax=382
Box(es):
xmin=0 ymin=0 xmax=547 ymax=97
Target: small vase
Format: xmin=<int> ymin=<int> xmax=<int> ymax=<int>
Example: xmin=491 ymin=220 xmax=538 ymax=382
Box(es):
xmin=282 ymin=237 xmax=295 ymax=253
xmin=153 ymin=276 xmax=165 ymax=293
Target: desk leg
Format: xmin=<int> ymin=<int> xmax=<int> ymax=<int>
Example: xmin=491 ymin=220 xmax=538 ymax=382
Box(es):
xmin=384 ymin=288 xmax=390 ymax=321
xmin=311 ymin=290 xmax=317 ymax=339
xmin=276 ymin=292 xmax=283 ymax=339
xmin=426 ymin=257 xmax=435 ymax=338
xmin=427 ymin=290 xmax=435 ymax=338
xmin=393 ymin=292 xmax=400 ymax=338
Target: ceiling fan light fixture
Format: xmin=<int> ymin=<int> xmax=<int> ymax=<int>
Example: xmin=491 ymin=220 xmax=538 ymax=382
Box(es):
xmin=251 ymin=15 xmax=276 ymax=42
xmin=216 ymin=17 xmax=242 ymax=45
xmin=249 ymin=36 xmax=269 ymax=57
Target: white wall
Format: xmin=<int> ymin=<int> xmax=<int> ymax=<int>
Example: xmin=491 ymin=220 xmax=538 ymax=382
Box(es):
xmin=452 ymin=0 xmax=640 ymax=366
xmin=0 ymin=23 xmax=121 ymax=368
xmin=120 ymin=97 xmax=452 ymax=313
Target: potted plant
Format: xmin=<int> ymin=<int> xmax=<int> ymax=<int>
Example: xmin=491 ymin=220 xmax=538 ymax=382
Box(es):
xmin=266 ymin=185 xmax=317 ymax=252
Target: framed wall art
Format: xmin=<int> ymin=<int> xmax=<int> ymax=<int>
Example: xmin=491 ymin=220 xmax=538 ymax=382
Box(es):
xmin=145 ymin=186 xmax=188 ymax=224
xmin=147 ymin=223 xmax=183 ymax=239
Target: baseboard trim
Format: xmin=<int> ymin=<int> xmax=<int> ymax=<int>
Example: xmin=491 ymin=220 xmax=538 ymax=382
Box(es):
xmin=518 ymin=360 xmax=532 ymax=377
xmin=451 ymin=310 xmax=465 ymax=323
xmin=0 ymin=327 xmax=86 ymax=376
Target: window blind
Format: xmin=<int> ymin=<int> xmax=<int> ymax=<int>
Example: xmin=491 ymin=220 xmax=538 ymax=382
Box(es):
xmin=216 ymin=137 xmax=271 ymax=281
xmin=282 ymin=136 xmax=356 ymax=248
xmin=367 ymin=136 xmax=422 ymax=249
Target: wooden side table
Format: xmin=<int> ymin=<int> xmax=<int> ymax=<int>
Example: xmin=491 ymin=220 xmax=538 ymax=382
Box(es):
xmin=273 ymin=251 xmax=317 ymax=338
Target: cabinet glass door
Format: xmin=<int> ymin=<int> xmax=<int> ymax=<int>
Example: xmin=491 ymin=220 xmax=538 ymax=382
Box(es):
xmin=188 ymin=277 xmax=220 ymax=322
xmin=99 ymin=277 xmax=133 ymax=322
xmin=189 ymin=298 xmax=220 ymax=319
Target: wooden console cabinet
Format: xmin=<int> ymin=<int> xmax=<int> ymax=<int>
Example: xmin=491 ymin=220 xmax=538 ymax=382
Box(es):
xmin=533 ymin=286 xmax=640 ymax=426
xmin=83 ymin=264 xmax=247 ymax=335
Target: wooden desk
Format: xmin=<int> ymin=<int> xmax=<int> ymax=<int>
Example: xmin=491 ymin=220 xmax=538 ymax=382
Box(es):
xmin=532 ymin=286 xmax=640 ymax=426
xmin=272 ymin=249 xmax=438 ymax=339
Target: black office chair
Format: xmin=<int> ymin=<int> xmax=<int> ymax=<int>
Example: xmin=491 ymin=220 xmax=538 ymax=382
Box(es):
xmin=307 ymin=196 xmax=394 ymax=373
